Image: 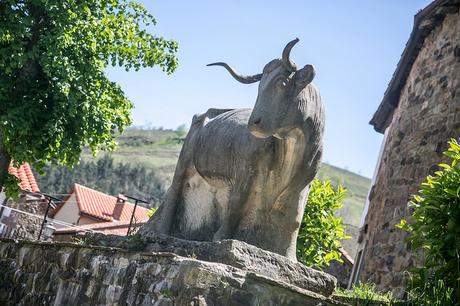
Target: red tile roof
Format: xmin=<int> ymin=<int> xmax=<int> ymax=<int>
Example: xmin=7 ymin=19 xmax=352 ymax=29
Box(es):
xmin=54 ymin=183 xmax=149 ymax=223
xmin=340 ymin=248 xmax=354 ymax=266
xmin=8 ymin=161 xmax=40 ymax=193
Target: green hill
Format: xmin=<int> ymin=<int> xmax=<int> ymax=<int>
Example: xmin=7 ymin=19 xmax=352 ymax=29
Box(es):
xmin=36 ymin=127 xmax=371 ymax=258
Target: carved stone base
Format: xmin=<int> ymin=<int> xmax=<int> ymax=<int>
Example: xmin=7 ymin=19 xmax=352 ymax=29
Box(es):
xmin=87 ymin=233 xmax=337 ymax=296
xmin=0 ymin=237 xmax=342 ymax=305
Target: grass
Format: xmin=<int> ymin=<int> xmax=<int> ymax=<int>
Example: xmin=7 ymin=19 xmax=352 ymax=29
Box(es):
xmin=335 ymin=283 xmax=397 ymax=305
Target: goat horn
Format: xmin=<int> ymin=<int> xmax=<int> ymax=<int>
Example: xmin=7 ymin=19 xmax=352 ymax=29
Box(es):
xmin=282 ymin=38 xmax=299 ymax=72
xmin=207 ymin=62 xmax=262 ymax=84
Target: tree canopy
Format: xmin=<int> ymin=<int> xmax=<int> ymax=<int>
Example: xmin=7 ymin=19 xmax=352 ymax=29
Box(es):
xmin=0 ymin=0 xmax=178 ymax=194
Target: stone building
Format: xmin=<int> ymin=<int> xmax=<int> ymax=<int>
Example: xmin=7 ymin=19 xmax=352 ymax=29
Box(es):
xmin=349 ymin=0 xmax=460 ymax=297
xmin=0 ymin=162 xmax=45 ymax=240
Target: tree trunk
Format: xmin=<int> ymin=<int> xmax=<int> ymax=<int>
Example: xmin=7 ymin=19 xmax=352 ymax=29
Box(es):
xmin=0 ymin=131 xmax=11 ymax=192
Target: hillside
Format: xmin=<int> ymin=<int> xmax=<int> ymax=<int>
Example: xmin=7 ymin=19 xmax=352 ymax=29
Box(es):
xmin=36 ymin=128 xmax=371 ymax=257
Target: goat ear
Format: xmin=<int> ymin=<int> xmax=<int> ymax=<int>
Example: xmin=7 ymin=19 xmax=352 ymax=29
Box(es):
xmin=294 ymin=64 xmax=315 ymax=87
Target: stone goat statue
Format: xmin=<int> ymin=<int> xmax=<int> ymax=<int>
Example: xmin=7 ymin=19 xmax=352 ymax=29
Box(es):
xmin=140 ymin=38 xmax=325 ymax=260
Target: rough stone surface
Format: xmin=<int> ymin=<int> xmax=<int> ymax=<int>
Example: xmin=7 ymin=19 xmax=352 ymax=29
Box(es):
xmin=141 ymin=39 xmax=325 ymax=261
xmin=0 ymin=238 xmax=343 ymax=306
xmin=360 ymin=9 xmax=460 ymax=297
xmin=0 ymin=195 xmax=46 ymax=240
xmin=87 ymin=233 xmax=337 ymax=297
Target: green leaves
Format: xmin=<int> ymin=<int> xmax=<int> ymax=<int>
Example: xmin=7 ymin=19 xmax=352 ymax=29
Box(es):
xmin=147 ymin=207 xmax=157 ymax=218
xmin=296 ymin=178 xmax=350 ymax=269
xmin=0 ymin=0 xmax=178 ymax=192
xmin=398 ymin=139 xmax=460 ymax=302
xmin=4 ymin=172 xmax=21 ymax=199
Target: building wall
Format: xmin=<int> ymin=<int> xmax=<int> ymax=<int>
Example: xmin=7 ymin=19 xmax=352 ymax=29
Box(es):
xmin=359 ymin=11 xmax=460 ymax=297
xmin=53 ymin=193 xmax=80 ymax=228
xmin=78 ymin=215 xmax=100 ymax=226
xmin=0 ymin=192 xmax=5 ymax=205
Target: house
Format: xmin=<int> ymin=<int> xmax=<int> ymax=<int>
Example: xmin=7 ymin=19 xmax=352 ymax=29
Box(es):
xmin=51 ymin=183 xmax=150 ymax=234
xmin=53 ymin=220 xmax=144 ymax=241
xmin=349 ymin=0 xmax=460 ymax=297
xmin=0 ymin=161 xmax=44 ymax=239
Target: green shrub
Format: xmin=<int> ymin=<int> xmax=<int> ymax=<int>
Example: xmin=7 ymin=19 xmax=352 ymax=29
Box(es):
xmin=397 ymin=139 xmax=460 ymax=303
xmin=296 ymin=178 xmax=350 ymax=268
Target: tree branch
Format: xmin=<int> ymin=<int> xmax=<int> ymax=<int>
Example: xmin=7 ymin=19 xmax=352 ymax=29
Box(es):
xmin=0 ymin=130 xmax=11 ymax=191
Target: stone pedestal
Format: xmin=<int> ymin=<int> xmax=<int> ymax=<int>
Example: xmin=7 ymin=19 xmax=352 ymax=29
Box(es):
xmin=0 ymin=237 xmax=342 ymax=305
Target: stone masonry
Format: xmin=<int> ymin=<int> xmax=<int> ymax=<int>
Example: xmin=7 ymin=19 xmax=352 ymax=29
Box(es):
xmin=359 ymin=6 xmax=460 ymax=297
xmin=0 ymin=238 xmax=346 ymax=306
xmin=1 ymin=195 xmax=46 ymax=240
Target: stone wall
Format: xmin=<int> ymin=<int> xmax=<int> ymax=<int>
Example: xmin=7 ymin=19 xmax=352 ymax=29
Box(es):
xmin=0 ymin=238 xmax=344 ymax=306
xmin=1 ymin=194 xmax=46 ymax=240
xmin=360 ymin=10 xmax=460 ymax=297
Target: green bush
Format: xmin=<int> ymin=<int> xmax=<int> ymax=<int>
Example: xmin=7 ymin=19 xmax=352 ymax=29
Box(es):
xmin=397 ymin=139 xmax=460 ymax=303
xmin=296 ymin=178 xmax=350 ymax=268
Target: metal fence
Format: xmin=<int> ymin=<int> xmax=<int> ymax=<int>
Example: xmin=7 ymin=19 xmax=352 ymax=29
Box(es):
xmin=0 ymin=226 xmax=22 ymax=240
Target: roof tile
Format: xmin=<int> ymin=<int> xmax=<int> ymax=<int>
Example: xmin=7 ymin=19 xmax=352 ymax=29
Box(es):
xmin=72 ymin=183 xmax=149 ymax=223
xmin=8 ymin=161 xmax=40 ymax=193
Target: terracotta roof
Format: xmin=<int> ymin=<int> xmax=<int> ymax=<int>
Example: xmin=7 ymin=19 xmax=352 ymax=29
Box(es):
xmin=8 ymin=161 xmax=40 ymax=193
xmin=370 ymin=0 xmax=460 ymax=133
xmin=54 ymin=220 xmax=145 ymax=236
xmin=340 ymin=248 xmax=354 ymax=266
xmin=52 ymin=183 xmax=150 ymax=223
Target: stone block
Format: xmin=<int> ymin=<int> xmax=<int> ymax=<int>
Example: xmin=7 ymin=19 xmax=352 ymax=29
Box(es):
xmin=0 ymin=238 xmax=341 ymax=306
xmin=86 ymin=233 xmax=337 ymax=297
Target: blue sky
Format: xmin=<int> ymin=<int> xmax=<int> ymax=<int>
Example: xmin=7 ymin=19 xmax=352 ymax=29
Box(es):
xmin=107 ymin=0 xmax=432 ymax=178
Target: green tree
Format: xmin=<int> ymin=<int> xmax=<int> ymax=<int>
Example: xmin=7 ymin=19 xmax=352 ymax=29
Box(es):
xmin=0 ymin=0 xmax=178 ymax=195
xmin=297 ymin=178 xmax=350 ymax=268
xmin=35 ymin=155 xmax=166 ymax=206
xmin=397 ymin=139 xmax=460 ymax=303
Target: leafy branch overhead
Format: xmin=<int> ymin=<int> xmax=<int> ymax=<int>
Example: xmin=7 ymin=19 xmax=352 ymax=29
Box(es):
xmin=0 ymin=0 xmax=178 ymax=184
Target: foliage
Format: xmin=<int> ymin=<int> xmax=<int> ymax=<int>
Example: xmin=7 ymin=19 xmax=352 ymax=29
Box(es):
xmin=396 ymin=139 xmax=460 ymax=302
xmin=34 ymin=155 xmax=166 ymax=206
xmin=335 ymin=283 xmax=396 ymax=305
xmin=147 ymin=207 xmax=157 ymax=218
xmin=125 ymin=234 xmax=146 ymax=251
xmin=317 ymin=163 xmax=371 ymax=226
xmin=0 ymin=0 xmax=178 ymax=191
xmin=312 ymin=163 xmax=371 ymax=258
xmin=4 ymin=173 xmax=21 ymax=199
xmin=296 ymin=178 xmax=350 ymax=268
xmin=405 ymin=274 xmax=456 ymax=306
xmin=172 ymin=124 xmax=188 ymax=143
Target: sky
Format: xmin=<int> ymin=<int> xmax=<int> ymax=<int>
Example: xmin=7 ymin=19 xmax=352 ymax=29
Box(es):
xmin=106 ymin=0 xmax=433 ymax=178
